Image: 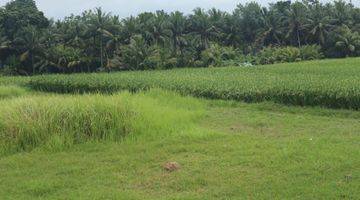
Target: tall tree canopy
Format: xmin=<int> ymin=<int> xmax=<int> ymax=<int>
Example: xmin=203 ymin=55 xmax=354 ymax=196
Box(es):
xmin=0 ymin=0 xmax=359 ymax=75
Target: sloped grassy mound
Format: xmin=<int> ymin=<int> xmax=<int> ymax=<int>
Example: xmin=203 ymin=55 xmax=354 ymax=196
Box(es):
xmin=0 ymin=86 xmax=28 ymax=99
xmin=0 ymin=90 xmax=204 ymax=155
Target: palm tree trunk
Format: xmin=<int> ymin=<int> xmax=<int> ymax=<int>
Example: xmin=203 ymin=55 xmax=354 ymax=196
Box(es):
xmin=297 ymin=29 xmax=301 ymax=47
xmin=205 ymin=37 xmax=209 ymax=49
xmin=100 ymin=35 xmax=104 ymax=68
xmin=100 ymin=35 xmax=103 ymax=68
xmin=173 ymin=36 xmax=177 ymax=56
xmin=31 ymin=52 xmax=35 ymax=75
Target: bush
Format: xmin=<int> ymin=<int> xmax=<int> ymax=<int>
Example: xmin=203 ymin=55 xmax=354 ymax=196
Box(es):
xmin=120 ymin=35 xmax=153 ymax=70
xmin=276 ymin=46 xmax=301 ymax=62
xmin=0 ymin=55 xmax=23 ymax=75
xmin=256 ymin=46 xmax=323 ymax=65
xmin=146 ymin=46 xmax=177 ymax=70
xmin=258 ymin=46 xmax=301 ymax=64
xmin=299 ymin=45 xmax=324 ymax=60
xmin=200 ymin=44 xmax=241 ymax=67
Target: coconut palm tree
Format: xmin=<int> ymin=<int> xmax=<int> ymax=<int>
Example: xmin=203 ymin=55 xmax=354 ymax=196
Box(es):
xmin=331 ymin=0 xmax=353 ymax=26
xmin=305 ymin=4 xmax=333 ymax=45
xmin=13 ymin=26 xmax=45 ymax=74
xmin=335 ymin=25 xmax=360 ymax=56
xmin=0 ymin=33 xmax=12 ymax=68
xmin=188 ymin=8 xmax=217 ymax=50
xmin=219 ymin=14 xmax=242 ymax=47
xmin=120 ymin=16 xmax=139 ymax=44
xmin=168 ymin=11 xmax=187 ymax=55
xmin=87 ymin=7 xmax=112 ymax=69
xmin=59 ymin=15 xmax=87 ymax=48
xmin=151 ymin=11 xmax=171 ymax=46
xmin=285 ymin=2 xmax=307 ymax=47
xmin=256 ymin=8 xmax=284 ymax=46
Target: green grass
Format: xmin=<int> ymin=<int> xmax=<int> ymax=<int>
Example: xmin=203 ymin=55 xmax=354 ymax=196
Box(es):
xmin=28 ymin=58 xmax=360 ymax=109
xmin=0 ymin=58 xmax=359 ymax=199
xmin=0 ymin=76 xmax=30 ymax=86
xmin=0 ymin=90 xmax=204 ymax=155
xmin=0 ymin=86 xmax=28 ymax=99
xmin=0 ymin=90 xmax=359 ymax=199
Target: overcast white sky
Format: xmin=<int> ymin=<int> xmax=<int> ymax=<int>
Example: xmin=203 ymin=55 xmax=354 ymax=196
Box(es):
xmin=0 ymin=0 xmax=358 ymax=20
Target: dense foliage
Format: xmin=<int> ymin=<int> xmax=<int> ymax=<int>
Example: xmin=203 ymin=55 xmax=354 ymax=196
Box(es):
xmin=25 ymin=58 xmax=360 ymax=109
xmin=0 ymin=0 xmax=359 ymax=75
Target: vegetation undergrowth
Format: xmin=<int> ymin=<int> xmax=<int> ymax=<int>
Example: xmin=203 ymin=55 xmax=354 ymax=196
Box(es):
xmin=0 ymin=89 xmax=204 ymax=155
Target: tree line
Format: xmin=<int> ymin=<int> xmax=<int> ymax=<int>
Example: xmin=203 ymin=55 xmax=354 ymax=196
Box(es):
xmin=0 ymin=0 xmax=359 ymax=75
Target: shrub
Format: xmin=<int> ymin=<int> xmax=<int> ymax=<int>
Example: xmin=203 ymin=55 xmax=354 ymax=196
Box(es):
xmin=0 ymin=55 xmax=23 ymax=75
xmin=299 ymin=45 xmax=324 ymax=60
xmin=146 ymin=45 xmax=177 ymax=70
xmin=276 ymin=46 xmax=301 ymax=62
xmin=120 ymin=35 xmax=153 ymax=70
xmin=256 ymin=46 xmax=277 ymax=65
xmin=200 ymin=44 xmax=241 ymax=67
xmin=256 ymin=46 xmax=323 ymax=65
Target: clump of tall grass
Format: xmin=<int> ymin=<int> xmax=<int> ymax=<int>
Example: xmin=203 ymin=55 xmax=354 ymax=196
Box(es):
xmin=0 ymin=86 xmax=28 ymax=99
xmin=0 ymin=89 xmax=204 ymax=155
xmin=0 ymin=94 xmax=132 ymax=154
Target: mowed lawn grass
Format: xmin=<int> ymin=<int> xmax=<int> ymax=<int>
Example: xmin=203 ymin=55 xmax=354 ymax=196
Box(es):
xmin=0 ymin=92 xmax=359 ymax=199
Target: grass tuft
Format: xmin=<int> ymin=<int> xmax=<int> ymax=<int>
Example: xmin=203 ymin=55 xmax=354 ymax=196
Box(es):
xmin=0 ymin=89 xmax=204 ymax=155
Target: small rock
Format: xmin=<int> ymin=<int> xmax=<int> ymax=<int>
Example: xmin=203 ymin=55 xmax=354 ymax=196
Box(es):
xmin=163 ymin=162 xmax=181 ymax=172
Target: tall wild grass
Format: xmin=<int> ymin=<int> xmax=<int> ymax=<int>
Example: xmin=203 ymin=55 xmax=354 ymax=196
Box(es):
xmin=0 ymin=89 xmax=204 ymax=155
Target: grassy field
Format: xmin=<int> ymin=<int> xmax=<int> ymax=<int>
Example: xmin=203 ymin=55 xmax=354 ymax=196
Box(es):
xmin=0 ymin=58 xmax=359 ymax=199
xmin=0 ymin=86 xmax=28 ymax=99
xmin=27 ymin=58 xmax=360 ymax=109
